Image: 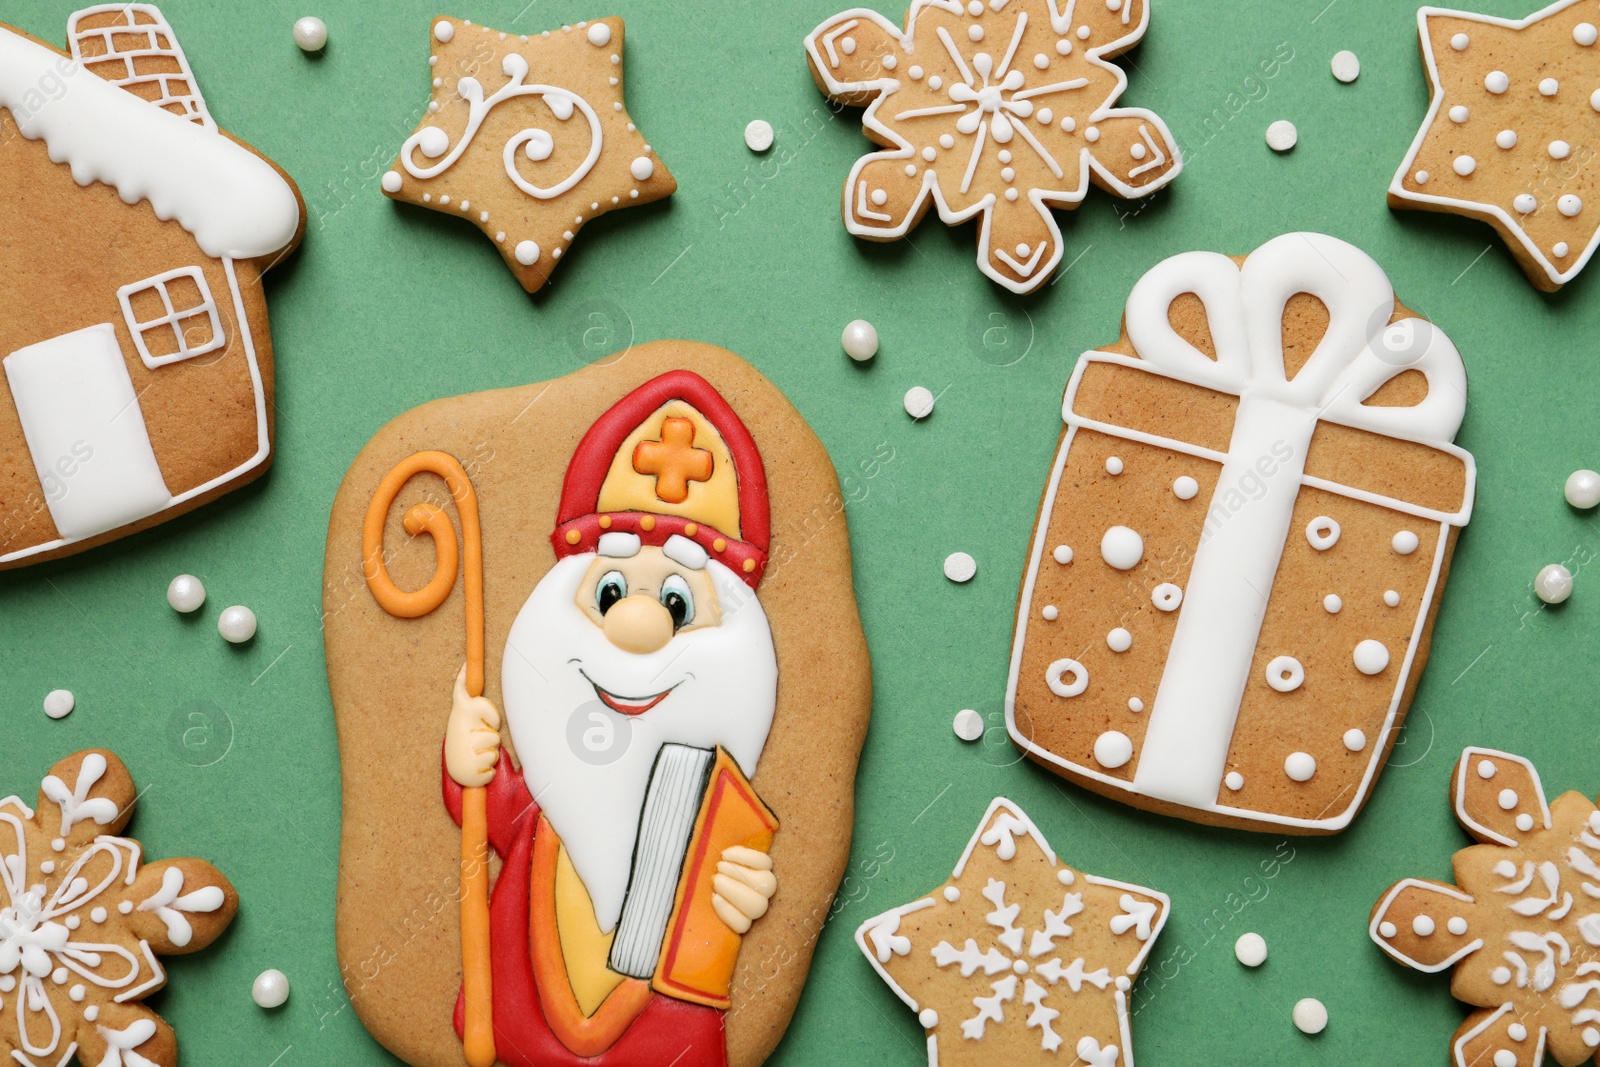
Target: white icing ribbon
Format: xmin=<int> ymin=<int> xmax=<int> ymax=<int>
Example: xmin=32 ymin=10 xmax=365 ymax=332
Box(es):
xmin=1116 ymin=233 xmax=1469 ymax=809
xmin=401 ymin=53 xmax=603 ymax=201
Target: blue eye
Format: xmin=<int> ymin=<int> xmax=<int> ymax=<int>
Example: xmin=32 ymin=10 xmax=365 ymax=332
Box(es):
xmin=660 ymin=575 xmax=694 ymax=629
xmin=597 ymin=571 xmax=627 ymax=614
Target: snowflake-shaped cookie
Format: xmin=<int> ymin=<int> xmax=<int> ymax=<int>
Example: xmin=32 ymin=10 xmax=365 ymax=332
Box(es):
xmin=857 ymin=798 xmax=1168 ymax=1065
xmin=0 ymin=751 xmax=236 ymax=1067
xmin=1390 ymin=1 xmax=1600 ymax=290
xmin=805 ymin=0 xmax=1180 ymax=294
xmin=1372 ymin=747 xmax=1600 ymax=1067
xmin=383 ymin=16 xmax=676 ymax=292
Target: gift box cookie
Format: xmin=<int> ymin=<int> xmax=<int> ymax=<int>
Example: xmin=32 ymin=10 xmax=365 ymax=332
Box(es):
xmin=1006 ymin=232 xmax=1476 ymax=833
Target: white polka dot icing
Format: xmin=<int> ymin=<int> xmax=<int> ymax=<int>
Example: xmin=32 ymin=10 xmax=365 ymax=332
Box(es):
xmin=1094 ymin=731 xmax=1133 ymax=769
xmin=1172 ymin=476 xmax=1199 ymax=500
xmin=1353 ymin=639 xmax=1390 ymax=675
xmin=1344 ymin=729 xmax=1367 ymax=752
xmin=1485 ymin=70 xmax=1509 ymax=94
xmin=1284 ymin=752 xmax=1316 ymax=782
xmin=1100 ymin=526 xmax=1144 ymax=570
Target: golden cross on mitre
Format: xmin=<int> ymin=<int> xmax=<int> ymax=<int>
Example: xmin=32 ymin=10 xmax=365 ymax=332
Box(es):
xmin=632 ymin=417 xmax=713 ymax=504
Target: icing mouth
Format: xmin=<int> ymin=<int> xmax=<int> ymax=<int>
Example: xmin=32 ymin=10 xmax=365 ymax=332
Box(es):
xmin=579 ymin=669 xmax=678 ymax=716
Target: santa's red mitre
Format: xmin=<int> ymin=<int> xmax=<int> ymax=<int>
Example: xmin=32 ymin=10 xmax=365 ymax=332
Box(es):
xmin=552 ymin=370 xmax=770 ymax=589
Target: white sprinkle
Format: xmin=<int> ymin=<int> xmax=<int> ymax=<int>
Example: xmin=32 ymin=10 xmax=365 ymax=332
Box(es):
xmin=218 ymin=605 xmax=258 ymax=644
xmin=292 ymin=16 xmax=328 ymax=52
xmin=1292 ymin=998 xmax=1328 ymax=1035
xmin=1266 ymin=119 xmax=1298 ymax=152
xmin=1235 ymin=932 xmax=1268 ymax=967
xmin=905 ymin=386 xmax=936 ymax=419
xmin=167 ymin=574 xmax=206 ymax=613
xmin=944 ymin=552 xmax=977 ymax=583
xmin=842 ymin=319 xmax=878 ymax=361
xmin=1535 ymin=563 xmax=1574 ymax=604
xmin=1565 ymin=469 xmax=1600 ymax=509
xmin=43 ymin=690 xmax=74 ymax=720
xmin=953 ymin=709 xmax=984 ymax=741
xmin=744 ymin=119 xmax=775 ymax=153
xmin=253 ymin=969 xmax=290 ymax=1009
xmin=1330 ymin=50 xmax=1360 ymax=83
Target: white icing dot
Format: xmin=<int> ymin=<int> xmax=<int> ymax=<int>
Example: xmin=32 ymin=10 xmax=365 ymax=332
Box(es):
xmin=1540 ymin=77 xmax=1559 ymax=96
xmin=1588 ymin=1028 xmax=1600 ymax=1049
xmin=1449 ymin=105 xmax=1469 ymax=123
xmin=90 ymin=907 xmax=106 ymax=923
xmin=1056 ymin=39 xmax=1072 ymax=55
xmin=953 ymin=709 xmax=985 ymax=741
xmin=1034 ymin=53 xmax=1050 ymax=70
xmin=1560 ymin=194 xmax=1584 ymax=216
xmin=1415 ymin=170 xmax=1430 ymax=184
xmin=929 ymin=75 xmax=943 ymax=90
xmin=1094 ymin=731 xmax=1134 ymax=769
xmin=918 ymin=1008 xmax=939 ymax=1028
xmin=1306 ymin=516 xmax=1341 ymax=551
xmin=1331 ymin=50 xmax=1360 ymax=83
xmin=1593 ymin=88 xmax=1600 ymax=111
xmin=1451 ymin=32 xmax=1469 ymax=50
xmin=1516 ymin=812 xmax=1534 ymax=831
xmin=1106 ymin=627 xmax=1132 ymax=653
xmin=1383 ymin=590 xmax=1400 ymax=608
xmin=1551 ymin=140 xmax=1573 ymax=160
xmin=1495 ymin=859 xmax=1517 ymax=877
xmin=1392 ymin=530 xmax=1419 ymax=555
xmin=840 ymin=36 xmax=856 ymax=55
xmin=1379 ymin=921 xmax=1397 ymax=938
xmin=922 ymin=146 xmax=937 ymax=162
xmin=1085 ymin=126 xmax=1099 ymax=142
xmin=417 ymin=126 xmax=450 ymax=158
xmin=1497 ymin=788 xmax=1518 ymax=810
xmin=1477 ymin=759 xmax=1497 ymax=779
xmin=871 ymin=189 xmax=888 ymax=206
xmin=118 ymin=901 xmax=132 ymax=914
xmin=1128 ymin=697 xmax=1144 ymax=712
xmin=905 ymin=164 xmax=917 ymax=177
xmin=253 ymin=969 xmax=290 ymax=1009
xmin=1151 ymin=583 xmax=1183 ymax=612
xmin=909 ymin=65 xmax=924 ymax=79
xmin=51 ymin=838 xmax=64 ymax=852
xmin=1491 ymin=966 xmax=1511 ymax=984
xmin=1005 ymin=188 xmax=1019 ymax=201
xmin=1509 ymin=1023 xmax=1528 ymax=1042
xmin=1496 ymin=129 xmax=1517 ymax=149
xmin=1453 ymin=154 xmax=1477 ymax=176
xmin=1292 ymin=997 xmax=1328 ymax=1035
xmin=1053 ymin=544 xmax=1074 ymax=565
xmin=434 ymin=20 xmax=454 ymax=42
xmin=1130 ymin=143 xmax=1147 ymax=160
xmin=218 ymin=605 xmax=257 ymax=644
xmin=1515 ymin=193 xmax=1537 ymax=213
xmin=1046 ymin=659 xmax=1088 ymax=698
xmin=51 ymin=967 xmax=66 ymax=985
xmin=1173 ymin=476 xmax=1199 ymax=500
xmin=744 ymin=120 xmax=774 ymax=153
xmin=293 ymin=16 xmax=328 ymax=52
xmin=514 ymin=241 xmax=540 ymax=266
xmin=944 ymin=552 xmax=977 ymax=583
xmin=1343 ymin=729 xmax=1367 ymax=752
xmin=1235 ymin=932 xmax=1268 ymax=967
xmin=1492 ymin=1050 xmax=1515 ymax=1067
xmin=1100 ymin=526 xmax=1144 ymax=570
xmin=1536 ymin=563 xmax=1574 ymax=604
xmin=1265 ymin=656 xmax=1304 ymax=693
xmin=1038 ymin=605 xmax=1058 ymax=622
xmin=1037 ymin=108 xmax=1053 ymax=124
xmin=1058 ymin=868 xmax=1074 ymax=885
xmin=1266 ymin=119 xmax=1298 ymax=152
xmin=43 ymin=689 xmax=74 ymax=720
xmin=1446 ymin=916 xmax=1468 ymax=936
xmin=940 ymin=134 xmax=956 ymax=150
xmin=1353 ymin=640 xmax=1389 ymax=675
xmin=586 ymin=22 xmax=611 ymax=46
xmin=969 ymin=24 xmax=984 ymax=41
xmin=1323 ymin=594 xmax=1342 ymax=614
xmin=1105 ymin=456 xmax=1124 ymax=475
xmin=944 ymin=885 xmax=961 ymax=901
xmin=1578 ymin=22 xmax=1599 ymax=45
xmin=1485 ymin=70 xmax=1509 ymax=94
xmin=1225 ymin=771 xmax=1245 ymax=791
xmin=1284 ymin=752 xmax=1316 ymax=782
xmin=1555 ymin=242 xmax=1571 ymax=257
xmin=1566 ymin=470 xmax=1600 ymax=509
xmin=630 ymin=157 xmax=655 ymax=181
xmin=842 ymin=319 xmax=878 ymax=361
xmin=1077 ymin=25 xmax=1091 ymax=40
xmin=381 ymin=171 xmax=403 ymax=193
xmin=905 ymin=386 xmax=936 ymax=419
xmin=1413 ymin=914 xmax=1435 ymax=936
xmin=68 ymin=983 xmax=84 ymax=1002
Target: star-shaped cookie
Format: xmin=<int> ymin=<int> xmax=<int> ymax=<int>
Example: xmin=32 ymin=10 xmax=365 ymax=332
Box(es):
xmin=1391 ymin=1 xmax=1600 ymax=291
xmin=855 ymin=798 xmax=1169 ymax=1066
xmin=382 ymin=16 xmax=675 ymax=292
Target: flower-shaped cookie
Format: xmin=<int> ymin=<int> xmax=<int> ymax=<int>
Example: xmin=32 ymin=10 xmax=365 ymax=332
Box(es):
xmin=0 ymin=751 xmax=236 ymax=1067
xmin=856 ymin=798 xmax=1168 ymax=1065
xmin=1372 ymin=747 xmax=1600 ymax=1067
xmin=1390 ymin=1 xmax=1600 ymax=290
xmin=806 ymin=0 xmax=1180 ymax=294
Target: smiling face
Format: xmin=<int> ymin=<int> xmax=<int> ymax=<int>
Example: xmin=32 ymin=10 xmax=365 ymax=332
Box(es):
xmin=501 ymin=543 xmax=778 ymax=933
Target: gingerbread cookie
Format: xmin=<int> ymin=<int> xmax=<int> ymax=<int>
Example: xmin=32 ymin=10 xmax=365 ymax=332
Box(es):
xmin=1007 ymin=232 xmax=1476 ymax=833
xmin=856 ymin=798 xmax=1169 ymax=1065
xmin=1370 ymin=747 xmax=1600 ymax=1067
xmin=1391 ymin=0 xmax=1600 ymax=291
xmin=382 ymin=17 xmax=675 ymax=293
xmin=323 ymin=342 xmax=871 ymax=1067
xmin=0 ymin=750 xmax=238 ymax=1067
xmin=0 ymin=4 xmax=304 ymax=568
xmin=805 ymin=0 xmax=1180 ymax=294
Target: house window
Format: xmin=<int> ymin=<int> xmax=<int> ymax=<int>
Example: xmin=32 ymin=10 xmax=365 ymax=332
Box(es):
xmin=116 ymin=267 xmax=226 ymax=370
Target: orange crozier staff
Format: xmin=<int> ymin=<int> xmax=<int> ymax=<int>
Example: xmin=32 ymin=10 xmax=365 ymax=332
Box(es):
xmin=361 ymin=451 xmax=494 ymax=1067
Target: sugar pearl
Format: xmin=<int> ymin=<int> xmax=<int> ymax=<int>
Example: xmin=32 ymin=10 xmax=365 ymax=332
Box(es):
xmin=1235 ymin=932 xmax=1268 ymax=967
xmin=292 ymin=16 xmax=328 ymax=52
xmin=1515 ymin=193 xmax=1537 ymax=213
xmin=1453 ymin=154 xmax=1476 ymax=176
xmin=1551 ymin=140 xmax=1572 ymax=160
xmin=43 ymin=690 xmax=74 ymax=720
xmin=252 ymin=969 xmax=290 ymax=1009
xmin=218 ymin=605 xmax=258 ymax=644
xmin=433 ymin=20 xmax=454 ymax=43
xmin=944 ymin=552 xmax=977 ymax=583
xmin=1485 ymin=70 xmax=1509 ymax=94
xmin=1560 ymin=194 xmax=1584 ymax=217
xmin=1285 ymin=752 xmax=1316 ymax=782
xmin=1225 ymin=771 xmax=1245 ymax=790
xmin=1496 ymin=129 xmax=1517 ymax=149
xmin=1540 ymin=77 xmax=1559 ymax=96
xmin=841 ymin=319 xmax=878 ymax=361
xmin=1354 ymin=639 xmax=1390 ymax=675
xmin=167 ymin=574 xmax=206 ymax=613
xmin=953 ymin=709 xmax=984 ymax=742
xmin=1450 ymin=32 xmax=1469 ymax=49
xmin=904 ymin=386 xmax=935 ymax=419
xmin=1266 ymin=119 xmax=1298 ymax=152
xmin=1330 ymin=50 xmax=1360 ymax=83
xmin=1053 ymin=544 xmax=1074 ymax=565
xmin=1565 ymin=469 xmax=1600 ymax=509
xmin=744 ymin=119 xmax=775 ymax=153
xmin=1535 ymin=563 xmax=1574 ymax=604
xmin=1344 ymin=728 xmax=1367 ymax=752
xmin=515 ymin=241 xmax=540 ymax=266
xmin=1293 ymin=997 xmax=1328 ymax=1035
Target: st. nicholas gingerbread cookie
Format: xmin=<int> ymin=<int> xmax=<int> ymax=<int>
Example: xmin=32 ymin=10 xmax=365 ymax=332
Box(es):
xmin=323 ymin=343 xmax=871 ymax=1067
xmin=0 ymin=4 xmax=303 ymax=568
xmin=1 ymin=751 xmax=238 ymax=1067
xmin=382 ymin=16 xmax=675 ymax=293
xmin=1391 ymin=0 xmax=1600 ymax=290
xmin=1371 ymin=748 xmax=1600 ymax=1067
xmin=1007 ymin=232 xmax=1476 ymax=833
xmin=805 ymin=0 xmax=1180 ymax=294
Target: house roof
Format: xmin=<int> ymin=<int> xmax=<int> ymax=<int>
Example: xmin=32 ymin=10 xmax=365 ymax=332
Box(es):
xmin=0 ymin=22 xmax=300 ymax=261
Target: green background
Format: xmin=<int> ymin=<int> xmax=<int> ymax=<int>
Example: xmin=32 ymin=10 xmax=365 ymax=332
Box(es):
xmin=3 ymin=0 xmax=1598 ymax=1063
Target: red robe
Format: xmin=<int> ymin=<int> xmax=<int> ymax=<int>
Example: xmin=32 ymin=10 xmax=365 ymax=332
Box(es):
xmin=443 ymin=751 xmax=728 ymax=1067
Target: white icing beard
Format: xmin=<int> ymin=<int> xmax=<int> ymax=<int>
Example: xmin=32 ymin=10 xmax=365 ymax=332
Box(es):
xmin=501 ymin=554 xmax=778 ymax=934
